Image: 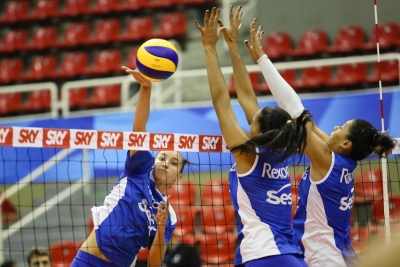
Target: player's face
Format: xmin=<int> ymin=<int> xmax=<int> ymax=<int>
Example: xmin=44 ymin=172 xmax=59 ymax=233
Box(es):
xmin=154 ymin=151 xmax=183 ymax=186
xmin=249 ymin=109 xmax=262 ymax=138
xmin=328 ymin=120 xmax=353 ymax=147
xmin=29 ymin=255 xmax=50 ymax=267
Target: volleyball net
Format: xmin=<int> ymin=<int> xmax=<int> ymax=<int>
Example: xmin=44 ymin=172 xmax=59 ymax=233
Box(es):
xmin=0 ymin=126 xmax=399 ymax=266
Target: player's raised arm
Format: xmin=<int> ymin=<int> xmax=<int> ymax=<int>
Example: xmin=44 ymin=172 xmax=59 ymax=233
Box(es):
xmin=194 ymin=8 xmax=249 ymax=151
xmin=121 ymin=66 xmax=152 ymax=157
xmin=219 ymin=6 xmax=259 ymax=123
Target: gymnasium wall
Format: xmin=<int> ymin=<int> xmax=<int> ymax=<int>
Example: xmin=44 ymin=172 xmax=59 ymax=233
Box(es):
xmin=255 ymin=0 xmax=400 ymax=42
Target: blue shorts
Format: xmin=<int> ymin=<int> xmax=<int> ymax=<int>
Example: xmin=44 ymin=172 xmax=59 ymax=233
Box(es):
xmin=244 ymin=254 xmax=308 ymax=267
xmin=70 ymin=250 xmax=119 ymax=267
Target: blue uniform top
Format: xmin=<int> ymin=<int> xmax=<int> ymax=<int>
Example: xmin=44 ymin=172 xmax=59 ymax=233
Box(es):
xmin=293 ymin=152 xmax=358 ymax=267
xmin=229 ymin=148 xmax=303 ymax=265
xmin=91 ymin=151 xmax=177 ymax=267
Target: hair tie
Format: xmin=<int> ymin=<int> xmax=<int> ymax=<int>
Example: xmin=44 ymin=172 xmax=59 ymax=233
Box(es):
xmin=286 ymin=120 xmax=292 ymax=124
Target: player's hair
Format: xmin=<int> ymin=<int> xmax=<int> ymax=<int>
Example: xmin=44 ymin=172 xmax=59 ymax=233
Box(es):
xmin=1 ymin=260 xmax=16 ymax=267
xmin=347 ymin=119 xmax=396 ymax=160
xmin=230 ymin=108 xmax=312 ymax=161
xmin=26 ymin=247 xmax=51 ymax=266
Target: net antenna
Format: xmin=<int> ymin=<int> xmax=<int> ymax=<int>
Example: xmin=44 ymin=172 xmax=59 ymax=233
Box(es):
xmin=0 ymin=148 xmax=82 ymax=263
xmin=373 ymin=0 xmax=391 ymax=245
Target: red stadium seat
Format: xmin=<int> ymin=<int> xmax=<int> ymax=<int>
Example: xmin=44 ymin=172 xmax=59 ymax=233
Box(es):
xmin=363 ymin=22 xmax=400 ymax=50
xmin=262 ymin=32 xmax=293 ymax=60
xmin=367 ymin=60 xmax=399 ymax=84
xmin=92 ymin=0 xmax=120 ymax=13
xmin=291 ymin=30 xmax=328 ymax=57
xmin=69 ymin=88 xmax=88 ymax=108
xmin=328 ymin=63 xmax=367 ymax=87
xmin=85 ymin=49 xmax=122 ymax=75
xmin=62 ymin=0 xmax=91 ymax=16
xmin=0 ymin=1 xmax=29 ymax=23
xmin=90 ymin=19 xmax=121 ymax=44
xmin=294 ymin=66 xmax=331 ymax=90
xmin=201 ymin=179 xmax=231 ymax=205
xmin=146 ymin=0 xmax=176 ymax=8
xmin=199 ymin=205 xmax=235 ymax=234
xmin=257 ymin=69 xmax=296 ymax=93
xmin=22 ymin=90 xmax=51 ymax=112
xmin=25 ymin=56 xmax=57 ymax=80
xmin=0 ymin=30 xmax=28 ymax=52
xmin=372 ymin=195 xmax=400 ymax=224
xmin=86 ymin=84 xmax=121 ymax=107
xmin=0 ymin=92 xmax=22 ymax=114
xmin=29 ymin=27 xmax=58 ymax=49
xmin=59 ymin=52 xmax=88 ymax=77
xmin=197 ymin=233 xmax=236 ymax=264
xmin=0 ymin=58 xmax=24 ymax=83
xmin=120 ymin=17 xmax=154 ymax=41
xmin=167 ymin=181 xmax=196 ymax=206
xmin=32 ymin=0 xmax=59 ymax=19
xmin=117 ymin=0 xmax=149 ymax=10
xmin=136 ymin=247 xmax=149 ymax=262
xmin=354 ymin=169 xmax=383 ymax=203
xmin=350 ymin=226 xmax=370 ymax=255
xmin=59 ymin=22 xmax=90 ymax=47
xmin=125 ymin=46 xmax=139 ymax=69
xmin=326 ymin=25 xmax=365 ymax=54
xmin=152 ymin=12 xmax=187 ymax=39
xmin=49 ymin=241 xmax=81 ymax=267
xmin=173 ymin=205 xmax=198 ymax=236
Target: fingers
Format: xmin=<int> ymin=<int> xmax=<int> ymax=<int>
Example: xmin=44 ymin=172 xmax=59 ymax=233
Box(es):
xmin=194 ymin=20 xmax=203 ymax=31
xmin=238 ymin=23 xmax=243 ymax=32
xmin=244 ymin=40 xmax=252 ymax=52
xmin=204 ymin=9 xmax=209 ymax=26
xmin=234 ymin=6 xmax=242 ymax=21
xmin=238 ymin=11 xmax=243 ymax=22
xmin=229 ymin=5 xmax=233 ymax=23
xmin=217 ymin=26 xmax=227 ymax=36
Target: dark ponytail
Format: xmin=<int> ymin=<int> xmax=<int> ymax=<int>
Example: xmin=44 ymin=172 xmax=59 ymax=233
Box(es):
xmin=347 ymin=119 xmax=396 ymax=160
xmin=230 ymin=108 xmax=312 ymax=162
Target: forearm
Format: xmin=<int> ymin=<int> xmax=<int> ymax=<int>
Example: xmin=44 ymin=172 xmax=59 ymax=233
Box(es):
xmin=228 ymin=43 xmax=259 ymax=122
xmin=148 ymin=227 xmax=166 ymax=267
xmin=133 ymin=85 xmax=151 ymax=132
xmin=257 ymin=54 xmax=304 ymax=118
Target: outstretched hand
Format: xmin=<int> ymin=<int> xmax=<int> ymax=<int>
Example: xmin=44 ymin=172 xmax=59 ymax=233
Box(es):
xmin=244 ymin=19 xmax=265 ymax=61
xmin=218 ymin=5 xmax=243 ymax=45
xmin=194 ymin=7 xmax=226 ymax=49
xmin=121 ymin=66 xmax=152 ymax=88
xmin=152 ymin=197 xmax=170 ymax=226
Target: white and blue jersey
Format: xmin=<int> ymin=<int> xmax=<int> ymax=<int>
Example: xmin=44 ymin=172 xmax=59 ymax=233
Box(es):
xmin=229 ymin=148 xmax=303 ymax=266
xmin=91 ymin=151 xmax=177 ymax=267
xmin=293 ymin=152 xmax=358 ymax=267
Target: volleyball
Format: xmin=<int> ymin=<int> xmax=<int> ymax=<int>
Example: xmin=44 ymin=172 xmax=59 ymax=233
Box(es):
xmin=136 ymin=39 xmax=179 ymax=82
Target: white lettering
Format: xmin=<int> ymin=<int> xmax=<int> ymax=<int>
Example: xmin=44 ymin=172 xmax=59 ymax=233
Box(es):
xmin=100 ymin=132 xmax=120 ymax=147
xmin=262 ymin=163 xmax=289 ymax=179
xmin=202 ymin=136 xmax=219 ymax=150
xmin=153 ymin=135 xmax=171 ymax=149
xmin=340 ymin=168 xmax=354 ymax=184
xmin=138 ymin=198 xmax=156 ymax=235
xmin=46 ymin=130 xmax=67 ymax=145
xmin=266 ymin=184 xmax=292 ymax=205
xmin=339 ymin=196 xmax=353 ymax=211
xmin=0 ymin=128 xmax=10 ymax=143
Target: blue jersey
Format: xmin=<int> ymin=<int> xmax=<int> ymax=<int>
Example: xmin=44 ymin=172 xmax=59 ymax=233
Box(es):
xmin=293 ymin=152 xmax=358 ymax=267
xmin=91 ymin=151 xmax=177 ymax=267
xmin=229 ymin=148 xmax=303 ymax=265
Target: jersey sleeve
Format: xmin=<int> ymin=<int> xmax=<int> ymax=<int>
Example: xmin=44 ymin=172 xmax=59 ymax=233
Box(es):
xmin=122 ymin=151 xmax=154 ymax=178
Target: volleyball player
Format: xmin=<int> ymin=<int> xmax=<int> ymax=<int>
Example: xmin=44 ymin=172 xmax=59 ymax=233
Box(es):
xmin=244 ymin=20 xmax=396 ymax=267
xmin=195 ymin=7 xmax=309 ymax=267
xmin=71 ymin=68 xmax=188 ymax=267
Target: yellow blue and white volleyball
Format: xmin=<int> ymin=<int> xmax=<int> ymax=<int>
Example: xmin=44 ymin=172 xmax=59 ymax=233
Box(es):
xmin=136 ymin=39 xmax=179 ymax=82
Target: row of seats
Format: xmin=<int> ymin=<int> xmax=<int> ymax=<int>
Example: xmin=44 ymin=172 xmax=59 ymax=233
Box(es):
xmin=0 ymin=48 xmax=138 ymax=84
xmin=0 ymin=0 xmax=214 ymax=23
xmin=229 ymin=60 xmax=399 ymax=95
xmin=0 ymin=85 xmax=121 ymax=115
xmin=0 ymin=14 xmax=187 ymax=53
xmin=264 ymin=23 xmax=400 ymax=60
